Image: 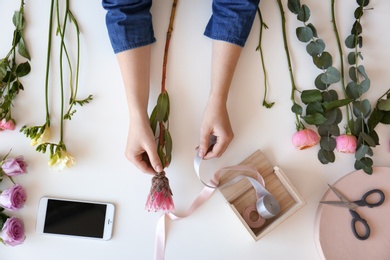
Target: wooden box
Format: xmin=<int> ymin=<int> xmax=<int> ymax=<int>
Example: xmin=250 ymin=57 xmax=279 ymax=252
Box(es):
xmin=218 ymin=150 xmax=306 ymax=240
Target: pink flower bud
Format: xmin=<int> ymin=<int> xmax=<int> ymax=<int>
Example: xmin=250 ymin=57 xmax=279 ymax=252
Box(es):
xmin=0 ymin=119 xmax=15 ymax=131
xmin=336 ymin=134 xmax=357 ymax=154
xmin=1 ymin=156 xmax=28 ymax=176
xmin=292 ymin=129 xmax=320 ymax=150
xmin=0 ymin=184 xmax=27 ymax=211
xmin=0 ymin=217 xmax=25 ymax=246
xmin=145 ymin=172 xmax=175 ymax=212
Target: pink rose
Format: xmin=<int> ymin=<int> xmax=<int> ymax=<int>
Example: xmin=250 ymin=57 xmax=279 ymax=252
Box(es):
xmin=292 ymin=129 xmax=320 ymax=150
xmin=0 ymin=217 xmax=25 ymax=246
xmin=0 ymin=184 xmax=27 ymax=211
xmin=0 ymin=119 xmax=15 ymax=131
xmin=336 ymin=134 xmax=357 ymax=154
xmin=1 ymin=156 xmax=28 ymax=176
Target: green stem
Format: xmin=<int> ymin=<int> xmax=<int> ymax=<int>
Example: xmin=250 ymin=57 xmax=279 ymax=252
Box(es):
xmin=45 ymin=0 xmax=55 ymax=127
xmin=256 ymin=7 xmax=273 ymax=108
xmin=331 ymin=0 xmax=352 ymax=130
xmin=277 ymin=0 xmax=301 ymax=127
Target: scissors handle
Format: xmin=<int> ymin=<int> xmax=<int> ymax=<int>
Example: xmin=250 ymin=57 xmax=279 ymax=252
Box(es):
xmin=354 ymin=189 xmax=385 ymax=208
xmin=349 ymin=209 xmax=370 ymax=240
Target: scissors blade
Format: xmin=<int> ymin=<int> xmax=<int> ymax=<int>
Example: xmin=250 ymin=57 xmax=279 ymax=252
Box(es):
xmin=327 ymin=184 xmax=351 ymax=203
xmin=319 ymin=200 xmax=359 ymax=209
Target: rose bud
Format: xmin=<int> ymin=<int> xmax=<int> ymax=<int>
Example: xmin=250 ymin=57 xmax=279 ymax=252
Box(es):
xmin=0 ymin=184 xmax=27 ymax=211
xmin=292 ymin=129 xmax=320 ymax=150
xmin=1 ymin=156 xmax=28 ymax=177
xmin=336 ymin=134 xmax=357 ymax=154
xmin=0 ymin=217 xmax=25 ymax=246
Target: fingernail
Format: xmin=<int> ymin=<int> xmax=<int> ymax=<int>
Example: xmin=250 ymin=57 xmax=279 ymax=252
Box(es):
xmin=155 ymin=165 xmax=163 ymax=173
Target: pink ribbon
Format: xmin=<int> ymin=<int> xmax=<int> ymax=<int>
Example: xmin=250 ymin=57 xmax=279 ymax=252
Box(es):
xmin=153 ymin=164 xmax=265 ymax=260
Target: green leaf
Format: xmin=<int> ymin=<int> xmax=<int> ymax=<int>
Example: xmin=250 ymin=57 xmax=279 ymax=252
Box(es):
xmin=313 ymin=51 xmax=332 ymax=69
xmin=354 ymin=158 xmax=373 ymax=174
xmin=0 ymin=60 xmax=6 ymax=82
xmin=352 ymin=99 xmax=371 ymax=117
xmin=296 ymin=26 xmax=313 ymax=42
xmin=302 ymin=113 xmax=327 ymax=125
xmin=318 ymin=124 xmax=340 ymax=136
xmin=287 ymin=0 xmax=301 ymax=14
xmin=291 ymin=103 xmax=303 ymax=115
xmin=357 ymin=65 xmax=368 ymax=79
xmin=163 ymin=129 xmax=172 ymax=164
xmin=347 ymin=52 xmax=357 ymax=65
xmin=320 ymin=136 xmax=336 ymax=151
xmin=15 ymin=61 xmax=31 ymax=77
xmin=306 ymin=102 xmax=323 ymax=115
xmin=157 ymin=145 xmax=165 ymax=168
xmin=351 ymin=21 xmax=362 ymax=35
xmin=322 ymin=89 xmax=338 ymax=102
xmin=156 ymin=91 xmax=170 ymax=122
xmin=360 ymin=132 xmax=376 ymax=147
xmin=320 ymin=66 xmax=341 ymax=84
xmin=306 ymin=39 xmax=325 ymax=56
xmin=377 ymin=99 xmax=390 ymax=111
xmin=149 ymin=106 xmax=158 ymax=134
xmin=315 ymin=73 xmax=327 ymax=90
xmin=12 ymin=11 xmax=25 ymax=30
xmin=307 ymin=23 xmax=318 ymax=38
xmin=367 ymin=108 xmax=383 ymax=129
xmin=297 ymin=4 xmax=310 ymax=22
xmin=301 ymin=89 xmax=322 ymax=104
xmin=349 ymin=66 xmax=358 ymax=82
xmin=323 ymin=98 xmax=352 ymax=111
xmin=345 ymin=34 xmax=357 ymax=49
xmin=357 ymin=0 xmax=370 ymax=7
xmin=18 ymin=37 xmax=31 ymax=60
xmin=355 ymin=144 xmax=369 ymax=160
xmin=318 ymin=149 xmax=335 ymax=164
xmin=354 ymin=7 xmax=364 ymax=19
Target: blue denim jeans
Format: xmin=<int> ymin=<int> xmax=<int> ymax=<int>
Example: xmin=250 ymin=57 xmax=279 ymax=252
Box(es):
xmin=102 ymin=0 xmax=260 ymax=53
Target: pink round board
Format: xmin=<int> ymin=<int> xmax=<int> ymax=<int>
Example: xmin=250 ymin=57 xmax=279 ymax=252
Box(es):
xmin=315 ymin=167 xmax=390 ymax=260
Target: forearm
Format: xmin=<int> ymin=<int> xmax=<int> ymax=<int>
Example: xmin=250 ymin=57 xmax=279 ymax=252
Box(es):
xmin=116 ymin=45 xmax=152 ymax=123
xmin=209 ymin=40 xmax=242 ymax=103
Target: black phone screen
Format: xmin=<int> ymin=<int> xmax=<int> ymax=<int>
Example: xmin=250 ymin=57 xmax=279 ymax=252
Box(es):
xmin=43 ymin=199 xmax=107 ymax=238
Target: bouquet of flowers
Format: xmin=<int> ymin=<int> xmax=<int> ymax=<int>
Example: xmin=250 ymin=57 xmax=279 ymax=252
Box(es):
xmin=0 ymin=153 xmax=28 ymax=246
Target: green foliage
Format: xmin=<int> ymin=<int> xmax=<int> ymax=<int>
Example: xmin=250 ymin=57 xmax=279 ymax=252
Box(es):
xmin=149 ymin=90 xmax=172 ymax=168
xmin=287 ymin=0 xmax=347 ymax=165
xmin=0 ymin=1 xmax=31 ymax=123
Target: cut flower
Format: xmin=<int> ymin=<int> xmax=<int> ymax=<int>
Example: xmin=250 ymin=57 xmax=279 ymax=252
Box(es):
xmin=0 ymin=216 xmax=25 ymax=246
xmin=292 ymin=129 xmax=320 ymax=150
xmin=145 ymin=172 xmax=175 ymax=212
xmin=0 ymin=184 xmax=26 ymax=211
xmin=48 ymin=149 xmax=75 ymax=171
xmin=336 ymin=134 xmax=357 ymax=154
xmin=1 ymin=156 xmax=28 ymax=177
xmin=0 ymin=119 xmax=16 ymax=132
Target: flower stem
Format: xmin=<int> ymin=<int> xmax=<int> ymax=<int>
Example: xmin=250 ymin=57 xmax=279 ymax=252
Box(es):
xmin=331 ymin=0 xmax=351 ymax=129
xmin=277 ymin=0 xmax=301 ymax=127
xmin=45 ymin=0 xmax=55 ymax=127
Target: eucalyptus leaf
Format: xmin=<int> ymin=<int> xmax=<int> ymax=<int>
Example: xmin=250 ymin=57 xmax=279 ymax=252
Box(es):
xmin=301 ymin=89 xmax=322 ymax=104
xmin=297 ymin=4 xmax=310 ymax=22
xmin=355 ymin=144 xmax=369 ymax=160
xmin=296 ymin=26 xmax=313 ymax=43
xmin=315 ymin=73 xmax=327 ymax=90
xmin=323 ymin=108 xmax=342 ymax=125
xmin=306 ymin=101 xmax=323 ymax=115
xmin=357 ymin=65 xmax=368 ymax=79
xmin=291 ymin=103 xmax=303 ymax=115
xmin=323 ymin=98 xmax=352 ymax=111
xmin=320 ymin=136 xmax=336 ymax=151
xmin=349 ymin=66 xmax=358 ymax=83
xmin=347 ymin=52 xmax=356 ymax=65
xmin=357 ymin=0 xmax=369 ymax=7
xmin=360 ymin=132 xmax=376 ymax=147
xmin=345 ymin=34 xmax=357 ymax=49
xmin=307 ymin=23 xmax=318 ymax=38
xmin=351 ymin=21 xmax=362 ymax=35
xmin=322 ymin=89 xmax=338 ymax=102
xmin=367 ymin=108 xmax=383 ymax=129
xmin=352 ymin=117 xmax=364 ymax=135
xmin=306 ymin=39 xmax=325 ymax=56
xmin=318 ymin=149 xmax=335 ymax=164
xmin=318 ymin=124 xmax=340 ymax=136
xmin=287 ymin=0 xmax=301 ymax=14
xmin=377 ymin=99 xmax=390 ymax=111
xmin=313 ymin=51 xmax=332 ymax=69
xmin=320 ymin=66 xmax=340 ymax=84
xmin=357 ymin=79 xmax=370 ymax=95
xmin=352 ymin=99 xmax=371 ymax=117
xmin=302 ymin=113 xmax=327 ymax=125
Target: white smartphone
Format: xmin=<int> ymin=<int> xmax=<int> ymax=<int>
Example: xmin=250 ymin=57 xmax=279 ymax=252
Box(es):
xmin=36 ymin=197 xmax=115 ymax=240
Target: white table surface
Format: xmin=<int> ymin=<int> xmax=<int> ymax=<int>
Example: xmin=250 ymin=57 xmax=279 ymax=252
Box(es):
xmin=1 ymin=0 xmax=390 ymax=259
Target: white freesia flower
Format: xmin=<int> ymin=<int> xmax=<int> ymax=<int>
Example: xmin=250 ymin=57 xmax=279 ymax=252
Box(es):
xmin=31 ymin=125 xmax=51 ymax=146
xmin=48 ymin=150 xmax=75 ymax=171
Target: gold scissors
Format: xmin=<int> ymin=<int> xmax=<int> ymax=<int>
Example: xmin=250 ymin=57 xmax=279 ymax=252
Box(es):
xmin=320 ymin=184 xmax=385 ymax=240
